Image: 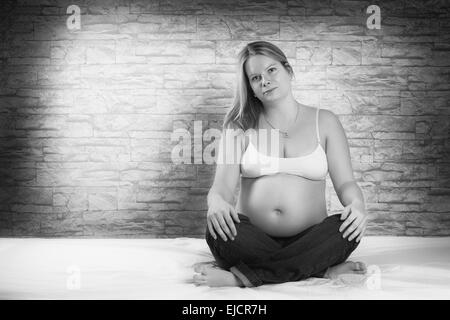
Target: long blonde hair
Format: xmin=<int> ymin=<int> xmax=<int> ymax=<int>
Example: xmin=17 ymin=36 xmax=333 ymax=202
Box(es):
xmin=223 ymin=41 xmax=295 ymax=131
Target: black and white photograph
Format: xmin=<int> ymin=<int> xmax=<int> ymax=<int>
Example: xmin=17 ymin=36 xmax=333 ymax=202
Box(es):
xmin=0 ymin=0 xmax=449 ymax=305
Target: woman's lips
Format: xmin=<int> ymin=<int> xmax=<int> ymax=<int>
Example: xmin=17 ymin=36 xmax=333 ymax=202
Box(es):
xmin=263 ymin=87 xmax=277 ymax=95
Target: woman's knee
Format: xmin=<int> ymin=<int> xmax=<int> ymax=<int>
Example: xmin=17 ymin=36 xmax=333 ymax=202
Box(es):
xmin=206 ymin=219 xmax=249 ymax=249
xmin=322 ymin=214 xmax=360 ymax=252
xmin=205 ymin=218 xmax=269 ymax=264
xmin=322 ymin=214 xmax=343 ymax=228
xmin=205 ymin=214 xmax=250 ymax=242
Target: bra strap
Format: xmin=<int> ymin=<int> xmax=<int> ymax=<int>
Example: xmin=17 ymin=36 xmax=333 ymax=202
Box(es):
xmin=316 ymin=108 xmax=321 ymax=144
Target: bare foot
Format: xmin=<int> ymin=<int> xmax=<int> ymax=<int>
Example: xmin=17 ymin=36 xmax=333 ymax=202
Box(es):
xmin=324 ymin=261 xmax=367 ymax=280
xmin=193 ymin=264 xmax=243 ymax=287
xmin=192 ymin=261 xmax=218 ymax=270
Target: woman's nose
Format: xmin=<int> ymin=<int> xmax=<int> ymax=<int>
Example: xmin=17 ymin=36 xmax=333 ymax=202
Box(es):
xmin=262 ymin=75 xmax=271 ymax=86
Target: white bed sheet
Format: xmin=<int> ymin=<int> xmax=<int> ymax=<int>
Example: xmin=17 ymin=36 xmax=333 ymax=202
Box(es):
xmin=0 ymin=236 xmax=449 ymax=300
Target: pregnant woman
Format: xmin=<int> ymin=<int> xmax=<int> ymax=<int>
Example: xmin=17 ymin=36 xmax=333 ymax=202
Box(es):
xmin=194 ymin=41 xmax=368 ymax=287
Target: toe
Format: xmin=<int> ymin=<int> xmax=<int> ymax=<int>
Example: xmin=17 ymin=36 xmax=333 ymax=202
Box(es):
xmin=195 ymin=264 xmax=209 ymax=274
xmin=353 ymin=262 xmax=367 ymax=274
xmin=193 ymin=273 xmax=204 ymax=280
xmin=193 ymin=261 xmax=216 ymax=274
xmin=193 ymin=264 xmax=203 ymax=273
xmin=356 ymin=262 xmax=367 ymax=271
xmin=193 ymin=274 xmax=207 ymax=286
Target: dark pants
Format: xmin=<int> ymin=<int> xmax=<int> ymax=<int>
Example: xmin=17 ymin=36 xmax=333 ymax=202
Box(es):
xmin=205 ymin=213 xmax=360 ymax=287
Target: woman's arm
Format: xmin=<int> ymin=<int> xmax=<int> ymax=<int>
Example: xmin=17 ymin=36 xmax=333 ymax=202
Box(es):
xmin=322 ymin=110 xmax=365 ymax=207
xmin=337 ymin=180 xmax=365 ymax=210
xmin=208 ymin=129 xmax=244 ymax=205
xmin=322 ymin=110 xmax=367 ymax=242
xmin=206 ymin=129 xmax=244 ymax=241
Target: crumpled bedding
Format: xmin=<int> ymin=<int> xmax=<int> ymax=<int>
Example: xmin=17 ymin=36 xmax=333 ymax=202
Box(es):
xmin=0 ymin=236 xmax=449 ymax=299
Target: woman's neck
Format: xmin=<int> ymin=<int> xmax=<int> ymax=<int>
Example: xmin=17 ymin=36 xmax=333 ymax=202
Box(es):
xmin=262 ymin=96 xmax=299 ymax=128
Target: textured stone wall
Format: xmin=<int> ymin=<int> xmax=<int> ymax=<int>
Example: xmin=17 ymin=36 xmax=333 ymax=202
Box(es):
xmin=0 ymin=0 xmax=449 ymax=237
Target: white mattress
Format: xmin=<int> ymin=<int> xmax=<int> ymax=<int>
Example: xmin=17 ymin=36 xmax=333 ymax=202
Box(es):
xmin=0 ymin=236 xmax=449 ymax=300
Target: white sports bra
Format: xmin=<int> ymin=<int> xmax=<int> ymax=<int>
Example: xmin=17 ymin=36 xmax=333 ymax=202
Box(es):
xmin=240 ymin=107 xmax=328 ymax=180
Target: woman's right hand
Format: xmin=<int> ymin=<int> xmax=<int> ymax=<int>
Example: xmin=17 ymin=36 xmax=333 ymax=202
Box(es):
xmin=207 ymin=197 xmax=240 ymax=242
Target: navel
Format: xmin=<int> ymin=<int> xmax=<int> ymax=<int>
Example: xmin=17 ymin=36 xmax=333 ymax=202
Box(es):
xmin=272 ymin=208 xmax=283 ymax=215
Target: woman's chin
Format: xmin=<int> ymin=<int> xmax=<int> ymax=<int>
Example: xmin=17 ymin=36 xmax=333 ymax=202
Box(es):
xmin=263 ymin=93 xmax=280 ymax=101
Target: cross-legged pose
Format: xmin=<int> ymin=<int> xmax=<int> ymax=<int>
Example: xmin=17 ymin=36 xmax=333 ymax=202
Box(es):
xmin=193 ymin=41 xmax=368 ymax=287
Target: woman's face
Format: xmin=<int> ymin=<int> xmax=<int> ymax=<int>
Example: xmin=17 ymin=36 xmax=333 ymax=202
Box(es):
xmin=244 ymin=54 xmax=292 ymax=102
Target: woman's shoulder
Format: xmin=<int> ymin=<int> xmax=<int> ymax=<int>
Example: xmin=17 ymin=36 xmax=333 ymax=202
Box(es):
xmin=316 ymin=107 xmax=340 ymax=127
xmin=297 ymin=104 xmax=332 ymax=124
xmin=315 ymin=108 xmax=346 ymax=149
xmin=299 ymin=104 xmax=338 ymax=124
xmin=300 ymin=105 xmax=342 ymax=144
xmin=300 ymin=104 xmax=335 ymax=117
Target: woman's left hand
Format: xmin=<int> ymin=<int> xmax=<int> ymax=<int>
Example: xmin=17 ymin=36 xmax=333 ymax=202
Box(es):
xmin=339 ymin=200 xmax=368 ymax=242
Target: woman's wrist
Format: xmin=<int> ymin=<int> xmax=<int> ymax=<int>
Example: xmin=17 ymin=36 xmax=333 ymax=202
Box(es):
xmin=207 ymin=191 xmax=224 ymax=208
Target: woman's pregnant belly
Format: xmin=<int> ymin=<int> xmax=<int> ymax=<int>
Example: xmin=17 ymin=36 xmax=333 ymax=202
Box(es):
xmin=237 ymin=173 xmax=328 ymax=237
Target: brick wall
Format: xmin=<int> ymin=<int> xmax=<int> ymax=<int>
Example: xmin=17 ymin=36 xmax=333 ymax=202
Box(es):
xmin=0 ymin=0 xmax=449 ymax=237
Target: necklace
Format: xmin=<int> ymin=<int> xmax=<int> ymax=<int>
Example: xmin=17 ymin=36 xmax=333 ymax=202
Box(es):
xmin=263 ymin=103 xmax=300 ymax=138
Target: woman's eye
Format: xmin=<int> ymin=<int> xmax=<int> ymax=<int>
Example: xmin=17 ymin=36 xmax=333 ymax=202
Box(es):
xmin=251 ymin=67 xmax=276 ymax=81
